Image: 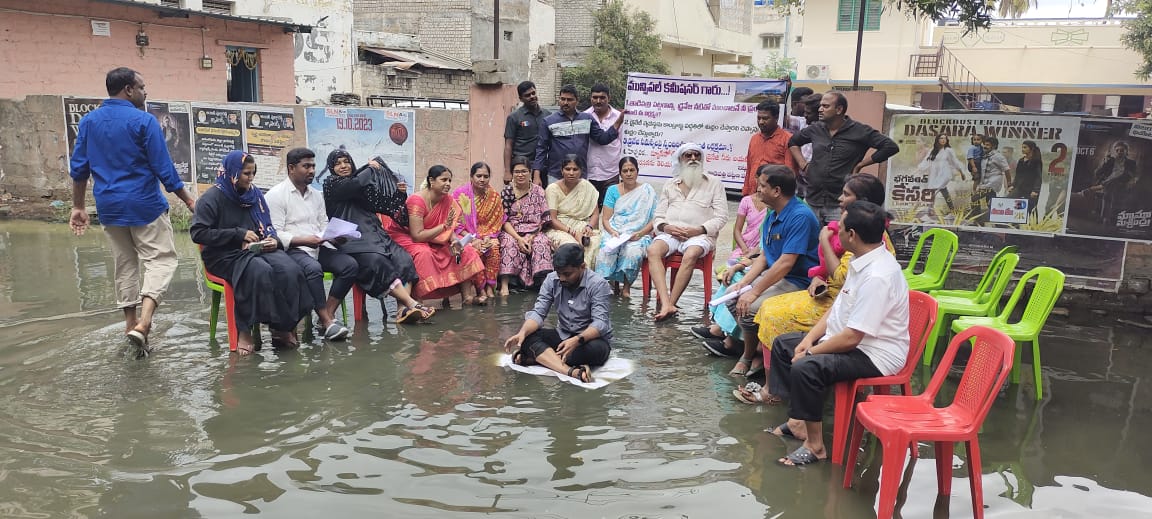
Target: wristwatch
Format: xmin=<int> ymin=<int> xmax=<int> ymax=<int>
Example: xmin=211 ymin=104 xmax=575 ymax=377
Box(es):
xmin=577 ymin=335 xmax=587 ymax=345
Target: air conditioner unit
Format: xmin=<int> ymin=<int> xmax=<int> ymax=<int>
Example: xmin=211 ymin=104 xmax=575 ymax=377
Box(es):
xmin=805 ymin=64 xmax=830 ymax=81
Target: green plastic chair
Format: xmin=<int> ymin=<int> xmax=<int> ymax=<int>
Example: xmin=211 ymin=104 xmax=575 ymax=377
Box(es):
xmin=902 ymin=228 xmax=959 ymax=292
xmin=923 ymin=249 xmax=1021 ymax=366
xmin=931 ymin=245 xmax=1018 ymax=303
xmin=951 ymin=266 xmax=1066 ymax=400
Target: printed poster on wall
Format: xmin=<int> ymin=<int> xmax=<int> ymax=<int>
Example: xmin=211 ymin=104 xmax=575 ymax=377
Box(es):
xmin=62 ymin=97 xmax=106 ymax=159
xmin=621 ymin=72 xmax=787 ymax=190
xmin=145 ymin=101 xmax=193 ymax=185
xmin=191 ymin=105 xmax=243 ymax=185
xmin=885 ymin=113 xmax=1079 ymax=234
xmin=1065 ymin=119 xmax=1152 ymax=241
xmin=244 ymin=107 xmax=296 ymax=190
xmin=304 ymin=107 xmax=417 ymax=188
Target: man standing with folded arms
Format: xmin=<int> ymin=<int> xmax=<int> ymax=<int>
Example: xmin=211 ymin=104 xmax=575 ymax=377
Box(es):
xmin=69 ymin=67 xmax=196 ymax=356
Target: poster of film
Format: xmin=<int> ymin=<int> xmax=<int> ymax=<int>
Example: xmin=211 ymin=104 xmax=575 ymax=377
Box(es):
xmin=621 ymin=72 xmax=787 ymax=190
xmin=1065 ymin=119 xmax=1152 ymax=241
xmin=304 ymin=107 xmax=417 ymax=188
xmin=885 ymin=113 xmax=1080 ymax=234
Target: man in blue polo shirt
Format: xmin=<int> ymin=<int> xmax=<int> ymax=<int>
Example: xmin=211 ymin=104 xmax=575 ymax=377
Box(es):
xmin=699 ymin=165 xmax=819 ymax=364
xmin=532 ymin=84 xmax=624 ymax=187
xmin=69 ymin=67 xmax=196 ymax=356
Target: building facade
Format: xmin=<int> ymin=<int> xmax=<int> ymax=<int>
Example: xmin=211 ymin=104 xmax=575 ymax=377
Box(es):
xmin=558 ymin=0 xmax=754 ymax=77
xmin=771 ymin=0 xmax=1150 ymax=114
xmin=0 ymin=0 xmax=303 ymax=103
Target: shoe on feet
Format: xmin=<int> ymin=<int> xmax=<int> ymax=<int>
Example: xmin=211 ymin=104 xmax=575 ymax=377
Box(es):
xmin=323 ymin=322 xmax=350 ymax=340
xmin=691 ymin=326 xmax=725 ymax=340
xmin=701 ymin=338 xmax=742 ymax=358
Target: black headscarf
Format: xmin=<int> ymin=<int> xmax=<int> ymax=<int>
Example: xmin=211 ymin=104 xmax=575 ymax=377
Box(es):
xmin=322 ymin=149 xmax=409 ymax=227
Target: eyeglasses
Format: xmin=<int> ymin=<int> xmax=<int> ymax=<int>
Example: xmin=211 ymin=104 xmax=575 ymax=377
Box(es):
xmin=682 ymin=151 xmax=702 ymax=159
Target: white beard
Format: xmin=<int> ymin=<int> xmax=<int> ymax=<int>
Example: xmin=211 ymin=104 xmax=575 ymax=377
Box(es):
xmin=678 ymin=161 xmax=704 ymax=189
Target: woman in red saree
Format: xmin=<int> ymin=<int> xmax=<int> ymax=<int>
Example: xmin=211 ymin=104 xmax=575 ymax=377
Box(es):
xmin=384 ymin=165 xmax=486 ymax=305
xmin=452 ymin=162 xmax=505 ymax=300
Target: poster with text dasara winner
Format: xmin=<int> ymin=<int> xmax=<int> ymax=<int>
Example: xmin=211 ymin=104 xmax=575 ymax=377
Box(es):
xmin=886 ymin=113 xmax=1079 ymax=234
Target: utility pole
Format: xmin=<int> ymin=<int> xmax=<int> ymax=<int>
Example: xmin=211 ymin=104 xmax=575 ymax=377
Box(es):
xmin=852 ymin=0 xmax=866 ymax=90
xmin=494 ymin=0 xmax=500 ymax=59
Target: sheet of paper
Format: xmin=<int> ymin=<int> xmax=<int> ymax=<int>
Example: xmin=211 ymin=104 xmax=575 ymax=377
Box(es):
xmin=320 ymin=217 xmax=361 ymax=241
xmin=600 ymin=234 xmax=630 ymax=253
xmin=497 ymin=354 xmax=634 ymax=389
xmin=458 ymin=233 xmax=476 ymax=247
xmin=708 ymin=285 xmax=752 ymax=307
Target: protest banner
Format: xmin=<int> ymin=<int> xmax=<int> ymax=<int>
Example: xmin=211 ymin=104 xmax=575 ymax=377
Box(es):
xmin=145 ymin=101 xmax=193 ymax=185
xmin=1066 ymin=119 xmax=1152 ymax=241
xmin=621 ymin=72 xmax=787 ymax=190
xmin=885 ymin=113 xmax=1079 ymax=234
xmin=305 ymin=107 xmax=417 ymax=188
xmin=62 ymin=97 xmax=105 ymax=160
xmin=243 ymin=107 xmax=296 ymax=190
xmin=191 ymin=105 xmax=244 ymax=186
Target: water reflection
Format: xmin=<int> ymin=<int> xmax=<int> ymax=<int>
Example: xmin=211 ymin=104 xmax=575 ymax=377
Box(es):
xmin=0 ymin=221 xmax=1150 ymax=518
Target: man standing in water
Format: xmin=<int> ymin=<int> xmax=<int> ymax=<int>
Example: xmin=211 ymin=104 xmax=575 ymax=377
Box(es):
xmin=69 ymin=67 xmax=196 ymax=356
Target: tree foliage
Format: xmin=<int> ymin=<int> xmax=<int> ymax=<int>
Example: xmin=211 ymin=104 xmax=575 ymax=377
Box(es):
xmin=773 ymin=0 xmax=996 ymax=33
xmin=747 ymin=52 xmax=798 ymax=79
xmin=562 ymin=0 xmax=670 ymax=109
xmin=1117 ymin=0 xmax=1152 ymax=77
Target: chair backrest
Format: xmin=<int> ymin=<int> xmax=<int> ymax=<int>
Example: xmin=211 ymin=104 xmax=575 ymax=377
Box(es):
xmin=975 ymin=252 xmax=1020 ymax=310
xmin=904 ymin=228 xmax=959 ymax=282
xmin=922 ymin=325 xmax=1015 ymax=425
xmin=967 ymin=245 xmax=1019 ymax=299
xmin=898 ymin=290 xmax=939 ymax=379
xmin=993 ymin=266 xmax=1066 ymax=331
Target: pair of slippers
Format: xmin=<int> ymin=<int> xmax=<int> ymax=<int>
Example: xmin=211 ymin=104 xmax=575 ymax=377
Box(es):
xmin=731 ymin=382 xmax=783 ymax=405
xmin=395 ymin=304 xmax=436 ymax=324
xmin=768 ymin=422 xmax=826 ymax=467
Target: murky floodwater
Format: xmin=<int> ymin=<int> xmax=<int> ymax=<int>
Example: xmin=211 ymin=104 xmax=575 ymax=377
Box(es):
xmin=1 ymin=220 xmax=1151 ymax=518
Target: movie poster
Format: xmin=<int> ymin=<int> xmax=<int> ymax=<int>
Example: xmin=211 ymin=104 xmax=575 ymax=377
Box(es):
xmin=244 ymin=108 xmax=296 ymax=190
xmin=145 ymin=101 xmax=193 ymax=185
xmin=1065 ymin=119 xmax=1152 ymax=241
xmin=62 ymin=97 xmax=105 ymax=160
xmin=621 ymin=72 xmax=788 ymax=190
xmin=304 ymin=107 xmax=417 ymax=188
xmin=191 ymin=105 xmax=244 ymax=185
xmin=886 ymin=113 xmax=1079 ymax=234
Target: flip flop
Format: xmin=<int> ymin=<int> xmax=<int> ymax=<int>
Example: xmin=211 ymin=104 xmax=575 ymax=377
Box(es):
xmin=732 ymin=383 xmax=784 ymax=405
xmin=778 ymin=446 xmax=825 ymax=467
xmin=395 ymin=307 xmax=421 ymax=324
xmin=729 ymin=356 xmax=753 ymax=376
xmin=413 ymin=303 xmax=436 ymax=321
xmin=767 ymin=422 xmax=801 ymax=440
xmin=567 ymin=364 xmax=594 ymax=383
xmin=126 ymin=328 xmax=151 ymax=358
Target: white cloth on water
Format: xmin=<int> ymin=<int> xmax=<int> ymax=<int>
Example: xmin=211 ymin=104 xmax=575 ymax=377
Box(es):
xmin=497 ymin=354 xmax=634 ymax=389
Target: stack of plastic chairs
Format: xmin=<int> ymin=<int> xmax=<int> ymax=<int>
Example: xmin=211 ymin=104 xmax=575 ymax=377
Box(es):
xmin=923 ymin=246 xmax=1020 ymax=365
xmin=902 ymin=228 xmax=959 ymax=292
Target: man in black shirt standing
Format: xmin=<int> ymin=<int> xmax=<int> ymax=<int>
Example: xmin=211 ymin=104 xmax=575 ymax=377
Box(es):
xmin=788 ymin=91 xmax=899 ymax=224
xmin=504 ymin=81 xmax=551 ymax=184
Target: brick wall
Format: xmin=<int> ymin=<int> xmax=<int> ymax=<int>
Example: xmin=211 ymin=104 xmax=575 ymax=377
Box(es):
xmin=356 ymin=66 xmax=473 ymax=101
xmin=554 ymin=0 xmax=603 ymax=67
xmin=0 ymin=0 xmax=296 ymax=103
xmin=353 ymin=0 xmax=473 ymax=63
xmin=530 ymin=43 xmax=560 ymax=102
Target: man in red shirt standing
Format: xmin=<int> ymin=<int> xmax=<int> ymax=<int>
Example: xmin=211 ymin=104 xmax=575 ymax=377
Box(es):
xmin=742 ymin=101 xmax=795 ymax=196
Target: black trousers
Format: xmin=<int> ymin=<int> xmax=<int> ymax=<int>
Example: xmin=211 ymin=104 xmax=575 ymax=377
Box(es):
xmin=287 ymin=248 xmax=358 ymax=310
xmin=767 ymin=332 xmax=883 ymax=422
xmin=519 ymin=328 xmax=611 ymax=368
xmin=589 ymin=175 xmax=620 ymax=207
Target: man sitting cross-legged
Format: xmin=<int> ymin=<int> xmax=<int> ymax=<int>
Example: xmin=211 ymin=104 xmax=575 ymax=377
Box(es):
xmin=764 ymin=200 xmax=910 ymax=466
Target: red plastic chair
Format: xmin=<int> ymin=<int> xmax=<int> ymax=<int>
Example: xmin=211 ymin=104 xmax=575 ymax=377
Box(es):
xmin=640 ymin=251 xmax=715 ymax=305
xmin=831 ymin=290 xmax=938 ymax=465
xmin=842 ymin=325 xmax=1016 ymax=519
xmin=203 ymin=267 xmax=257 ymax=353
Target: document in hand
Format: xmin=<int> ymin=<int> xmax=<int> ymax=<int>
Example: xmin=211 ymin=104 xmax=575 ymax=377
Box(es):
xmin=708 ymin=285 xmax=753 ymax=307
xmin=600 ymin=234 xmax=631 ymax=253
xmin=320 ymin=217 xmax=362 ymax=241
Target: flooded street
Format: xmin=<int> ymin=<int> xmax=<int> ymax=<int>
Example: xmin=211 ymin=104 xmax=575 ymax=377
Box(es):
xmin=1 ymin=220 xmax=1151 ymax=518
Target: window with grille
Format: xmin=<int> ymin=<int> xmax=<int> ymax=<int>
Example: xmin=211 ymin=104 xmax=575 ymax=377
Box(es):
xmin=203 ymin=0 xmax=234 ymax=15
xmin=159 ymin=0 xmax=181 ymax=8
xmin=837 ymin=0 xmax=881 ymax=31
xmin=760 ymin=34 xmax=782 ymax=49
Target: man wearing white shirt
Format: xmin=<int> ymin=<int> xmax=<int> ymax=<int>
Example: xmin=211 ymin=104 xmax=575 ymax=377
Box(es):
xmin=584 ymin=83 xmax=623 ymax=207
xmin=266 ymin=147 xmax=353 ymax=340
xmin=764 ymin=200 xmax=910 ymax=466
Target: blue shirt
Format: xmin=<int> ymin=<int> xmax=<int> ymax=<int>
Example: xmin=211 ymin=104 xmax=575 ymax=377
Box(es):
xmin=759 ymin=196 xmax=820 ymax=288
xmin=69 ymin=98 xmax=185 ymax=226
xmin=532 ymin=111 xmax=619 ymax=178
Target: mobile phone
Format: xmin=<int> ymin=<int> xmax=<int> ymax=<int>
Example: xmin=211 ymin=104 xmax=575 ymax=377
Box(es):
xmin=813 ymin=284 xmax=828 ymax=297
xmin=248 ymin=241 xmax=263 ymax=254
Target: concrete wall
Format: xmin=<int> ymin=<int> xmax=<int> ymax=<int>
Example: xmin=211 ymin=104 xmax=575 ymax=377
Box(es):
xmin=0 ymin=0 xmax=297 ymax=103
xmin=414 ymin=108 xmax=471 ymax=182
xmin=353 ymin=0 xmax=473 ymax=63
xmin=554 ymin=0 xmax=603 ymax=67
xmin=528 ymin=1 xmax=559 ymax=100
xmin=229 ymin=0 xmax=355 ymax=103
xmin=471 ymin=0 xmax=533 ymax=81
xmin=467 ymin=84 xmax=520 ymax=171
